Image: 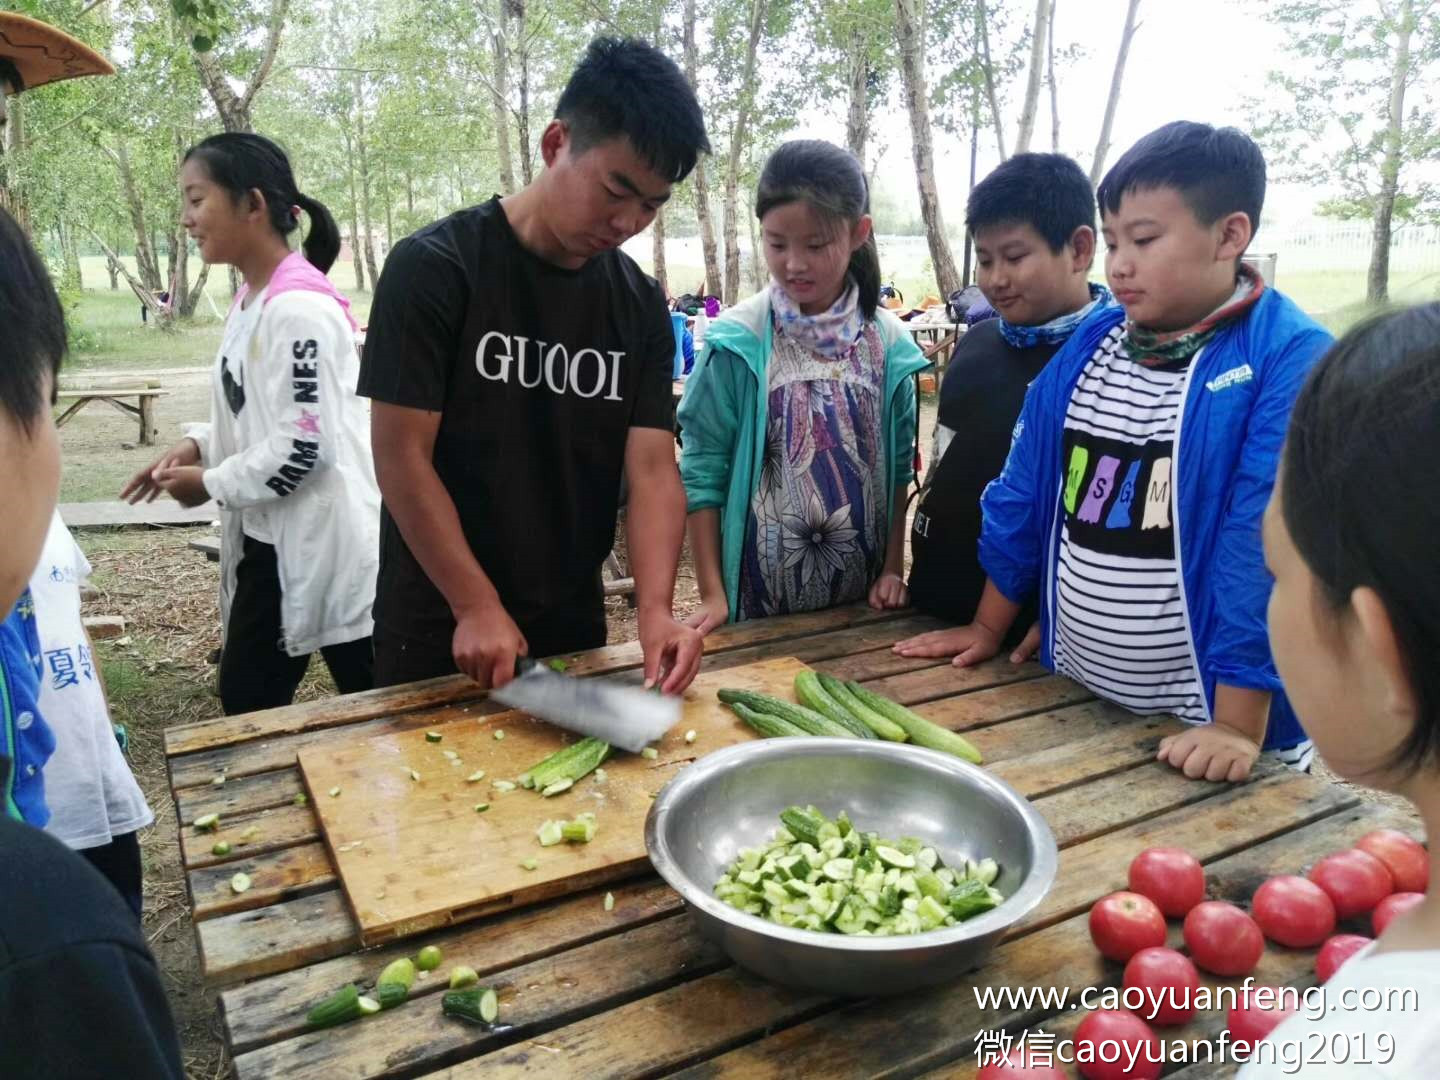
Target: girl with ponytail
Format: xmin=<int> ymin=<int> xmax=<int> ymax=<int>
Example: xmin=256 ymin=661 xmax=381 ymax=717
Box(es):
xmin=677 ymin=139 xmax=927 ymax=631
xmin=122 ymin=132 xmax=380 ymax=714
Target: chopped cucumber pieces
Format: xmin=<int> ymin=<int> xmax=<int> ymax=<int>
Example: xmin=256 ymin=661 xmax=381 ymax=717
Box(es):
xmin=491 ymin=780 xmax=516 ymax=793
xmin=230 ymin=872 xmax=252 ymax=894
xmin=684 ymin=729 xmax=697 ymax=744
xmin=713 ymin=805 xmax=1005 ymax=937
xmin=408 ymin=769 xmax=421 ymax=782
xmin=294 ymin=792 xmax=308 ymax=807
xmin=603 ymin=892 xmax=615 ymax=911
xmin=493 ymin=730 xmax=506 ymax=741
xmin=425 ymin=731 xmax=443 ymax=743
xmin=415 ymin=945 xmax=443 ymax=971
xmin=473 ymin=802 xmax=490 ymax=813
xmin=466 ymin=770 xmax=486 ymax=783
xmin=520 ymin=857 xmax=538 ymax=871
xmin=537 ymin=819 xmax=565 ymax=847
xmin=194 ymin=813 xmax=220 ymax=832
xmin=328 ymin=786 xmax=342 ymax=798
xmin=448 ymin=965 xmax=479 ymax=989
xmin=538 ymin=812 xmax=597 ymax=845
xmin=640 ymin=747 xmax=659 ymax=760
xmin=540 ymin=778 xmax=573 ymax=797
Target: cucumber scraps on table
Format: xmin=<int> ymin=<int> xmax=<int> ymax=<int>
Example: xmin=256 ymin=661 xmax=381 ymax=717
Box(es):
xmin=719 ymin=673 xmax=983 ymax=764
xmin=714 ymin=805 xmax=1004 ymax=936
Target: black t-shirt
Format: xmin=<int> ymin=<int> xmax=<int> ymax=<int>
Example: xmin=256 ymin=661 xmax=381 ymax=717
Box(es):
xmin=359 ymin=199 xmax=675 ymax=644
xmin=908 ymin=320 xmax=1060 ymax=631
xmin=0 ymin=767 xmax=184 ymax=1079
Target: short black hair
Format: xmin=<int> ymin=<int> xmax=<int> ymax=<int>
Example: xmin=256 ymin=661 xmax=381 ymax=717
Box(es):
xmin=1098 ymin=121 xmax=1266 ymax=235
xmin=966 ymin=152 xmax=1095 ymax=253
xmin=1282 ymin=303 xmax=1440 ymax=777
xmin=0 ymin=207 xmax=65 ymax=432
xmin=554 ymin=37 xmax=709 ymax=184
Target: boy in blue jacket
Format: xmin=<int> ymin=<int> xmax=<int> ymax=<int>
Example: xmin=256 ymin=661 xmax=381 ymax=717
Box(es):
xmin=896 ymin=122 xmax=1332 ymax=783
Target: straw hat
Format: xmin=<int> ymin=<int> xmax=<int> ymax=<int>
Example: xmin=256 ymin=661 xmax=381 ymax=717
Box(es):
xmin=0 ymin=12 xmax=114 ymax=94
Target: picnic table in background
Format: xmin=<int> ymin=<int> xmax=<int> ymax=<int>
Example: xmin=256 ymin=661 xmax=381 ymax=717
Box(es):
xmin=55 ymin=375 xmax=169 ymax=446
xmin=161 ymin=603 xmax=1417 ymax=1079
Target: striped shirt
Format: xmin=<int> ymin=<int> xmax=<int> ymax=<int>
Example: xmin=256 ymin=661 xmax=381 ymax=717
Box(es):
xmin=1052 ymin=326 xmax=1209 ymax=724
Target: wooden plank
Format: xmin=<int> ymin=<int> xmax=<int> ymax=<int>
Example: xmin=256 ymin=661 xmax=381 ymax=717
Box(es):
xmin=964 ymin=698 xmax=1158 ymax=767
xmin=175 ymin=767 xmax=305 ymax=824
xmin=165 ymin=604 xmax=909 ymax=758
xmin=304 ymin=659 xmax=810 ymax=946
xmin=655 ymin=801 xmax=1399 ymax=1080
xmin=59 ymin=500 xmax=216 ymax=529
xmin=988 ymin=716 xmax=1185 ymax=801
xmin=1034 ymin=760 xmax=1228 ymax=848
xmin=859 ymin=659 xmax=1049 ymax=705
xmin=231 ymin=913 xmax=737 ymax=1080
xmin=917 ymin=676 xmax=1092 ymax=730
xmin=191 ymin=842 xmax=336 ymax=918
xmin=180 ymin=802 xmax=315 ymax=869
xmin=221 ymin=879 xmax=679 ymax=1053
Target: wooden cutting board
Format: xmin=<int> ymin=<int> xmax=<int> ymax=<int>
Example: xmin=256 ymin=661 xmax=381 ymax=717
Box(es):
xmin=298 ymin=657 xmax=810 ymax=944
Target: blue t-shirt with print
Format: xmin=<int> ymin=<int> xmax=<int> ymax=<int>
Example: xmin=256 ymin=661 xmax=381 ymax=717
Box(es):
xmin=0 ymin=590 xmax=55 ymax=825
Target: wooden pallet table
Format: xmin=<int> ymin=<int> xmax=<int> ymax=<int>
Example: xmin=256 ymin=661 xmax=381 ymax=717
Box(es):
xmin=163 ymin=604 xmax=1419 ymax=1079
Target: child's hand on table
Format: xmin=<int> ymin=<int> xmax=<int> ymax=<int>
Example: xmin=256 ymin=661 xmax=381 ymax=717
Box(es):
xmin=892 ymin=621 xmax=1002 ymax=667
xmin=1158 ymin=722 xmax=1261 ymax=783
xmin=868 ymin=572 xmax=908 ymax=610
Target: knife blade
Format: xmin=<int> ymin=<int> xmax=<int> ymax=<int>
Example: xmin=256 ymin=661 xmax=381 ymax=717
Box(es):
xmin=488 ymin=658 xmax=679 ymax=754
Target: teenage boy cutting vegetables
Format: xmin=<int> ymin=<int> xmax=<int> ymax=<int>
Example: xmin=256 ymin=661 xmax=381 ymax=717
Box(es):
xmin=361 ymin=38 xmax=709 ymax=696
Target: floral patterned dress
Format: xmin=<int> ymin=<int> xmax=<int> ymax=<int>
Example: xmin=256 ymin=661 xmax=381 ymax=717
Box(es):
xmin=735 ymin=318 xmax=888 ymax=620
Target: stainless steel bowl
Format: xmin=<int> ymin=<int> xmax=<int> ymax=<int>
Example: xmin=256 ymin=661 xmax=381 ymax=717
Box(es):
xmin=644 ymin=737 xmax=1058 ymax=996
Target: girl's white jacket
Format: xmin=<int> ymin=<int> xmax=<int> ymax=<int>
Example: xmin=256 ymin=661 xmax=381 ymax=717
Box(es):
xmin=187 ymin=288 xmax=379 ymax=657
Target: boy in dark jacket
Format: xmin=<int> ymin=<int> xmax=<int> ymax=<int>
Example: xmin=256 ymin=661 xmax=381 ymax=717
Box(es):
xmin=897 ymin=122 xmax=1331 ymax=783
xmin=909 ymin=153 xmax=1110 ymax=646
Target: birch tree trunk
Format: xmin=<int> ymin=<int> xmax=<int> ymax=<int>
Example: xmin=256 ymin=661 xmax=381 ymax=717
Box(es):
xmin=895 ymin=0 xmax=960 ymax=296
xmin=1090 ymin=0 xmax=1141 ymax=186
xmin=684 ymin=0 xmax=723 ymax=297
xmin=1013 ymin=0 xmax=1050 ymax=155
xmin=722 ymin=0 xmax=767 ymax=305
xmin=1367 ymin=0 xmax=1413 ymax=303
xmin=975 ymin=0 xmax=1007 ymax=160
xmin=355 ymin=75 xmax=380 ymax=288
xmin=490 ymin=0 xmax=517 ymax=195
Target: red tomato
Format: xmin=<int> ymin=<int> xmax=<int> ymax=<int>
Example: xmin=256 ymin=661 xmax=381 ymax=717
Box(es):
xmin=1372 ymin=892 xmax=1425 ymax=936
xmin=1122 ymin=946 xmax=1200 ymax=1026
xmin=1227 ymin=985 xmax=1299 ymax=1047
xmin=1074 ymin=1008 xmax=1162 ymax=1080
xmin=1182 ymin=900 xmax=1265 ymax=976
xmin=1251 ymin=875 xmax=1336 ymax=948
xmin=1356 ymin=830 xmax=1430 ymax=894
xmin=1308 ymin=849 xmax=1394 ymax=919
xmin=1315 ymin=933 xmax=1371 ymax=983
xmin=1128 ymin=847 xmax=1206 ymax=917
xmin=1089 ymin=892 xmax=1168 ymax=963
xmin=976 ymin=1047 xmax=1067 ymax=1079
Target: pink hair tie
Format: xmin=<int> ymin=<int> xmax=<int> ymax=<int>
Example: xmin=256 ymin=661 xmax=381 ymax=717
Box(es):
xmin=291 ymin=204 xmax=302 ymax=220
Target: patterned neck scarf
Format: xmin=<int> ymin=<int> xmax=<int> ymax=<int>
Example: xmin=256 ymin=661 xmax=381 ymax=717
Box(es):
xmin=1124 ymin=264 xmax=1266 ymax=367
xmin=997 ymin=283 xmax=1113 ymax=350
xmin=770 ymin=278 xmax=866 ymax=361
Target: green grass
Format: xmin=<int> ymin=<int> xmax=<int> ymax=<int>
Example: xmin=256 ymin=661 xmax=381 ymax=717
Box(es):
xmin=68 ymin=255 xmax=376 ymax=372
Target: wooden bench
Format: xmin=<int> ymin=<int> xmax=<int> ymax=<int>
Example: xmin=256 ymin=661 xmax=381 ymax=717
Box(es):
xmin=55 ymin=380 xmax=169 ymax=445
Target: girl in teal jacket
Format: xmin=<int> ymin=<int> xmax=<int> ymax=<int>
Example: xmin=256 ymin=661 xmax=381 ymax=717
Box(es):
xmin=678 ymin=141 xmax=928 ymax=632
